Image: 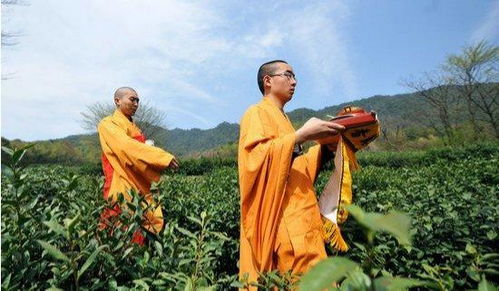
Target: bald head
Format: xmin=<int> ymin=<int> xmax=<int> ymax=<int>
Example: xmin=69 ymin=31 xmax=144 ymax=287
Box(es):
xmin=114 ymin=87 xmax=137 ymax=100
xmin=114 ymin=87 xmax=139 ymax=118
xmin=257 ymin=60 xmax=288 ymax=94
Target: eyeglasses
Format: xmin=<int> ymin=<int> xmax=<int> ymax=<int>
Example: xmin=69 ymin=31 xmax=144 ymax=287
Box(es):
xmin=269 ymin=71 xmax=297 ymax=81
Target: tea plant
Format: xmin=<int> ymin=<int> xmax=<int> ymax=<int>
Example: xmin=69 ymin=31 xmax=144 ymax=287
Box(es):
xmin=2 ymin=143 xmax=498 ymax=290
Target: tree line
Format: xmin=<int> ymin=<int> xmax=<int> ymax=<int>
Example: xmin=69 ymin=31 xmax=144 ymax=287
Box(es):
xmin=403 ymin=41 xmax=498 ymax=143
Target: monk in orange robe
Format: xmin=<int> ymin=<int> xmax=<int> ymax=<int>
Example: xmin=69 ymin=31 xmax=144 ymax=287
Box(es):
xmin=238 ymin=60 xmax=345 ymax=286
xmin=98 ymin=87 xmax=179 ymax=245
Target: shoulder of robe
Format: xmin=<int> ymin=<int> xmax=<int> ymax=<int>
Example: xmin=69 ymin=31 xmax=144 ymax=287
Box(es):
xmin=245 ymin=103 xmax=272 ymax=119
xmin=240 ymin=103 xmax=278 ymax=144
xmin=97 ymin=115 xmax=134 ymax=137
xmin=242 ymin=104 xmax=257 ymax=116
xmin=242 ymin=104 xmax=272 ymax=128
xmin=240 ymin=105 xmax=257 ymax=126
xmin=109 ymin=112 xmax=140 ymax=136
xmin=240 ymin=105 xmax=260 ymax=141
xmin=97 ymin=116 xmax=113 ymax=130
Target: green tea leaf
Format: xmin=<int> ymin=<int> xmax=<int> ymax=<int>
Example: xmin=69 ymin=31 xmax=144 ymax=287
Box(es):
xmin=478 ymin=277 xmax=498 ymax=291
xmin=177 ymin=227 xmax=197 ymax=239
xmin=12 ymin=149 xmax=27 ymax=165
xmin=184 ymin=278 xmax=193 ymax=291
xmin=64 ymin=213 xmax=81 ymax=235
xmin=187 ymin=216 xmax=202 ymax=226
xmin=374 ymin=277 xmax=427 ymax=291
xmin=346 ymin=205 xmax=412 ymax=245
xmin=486 ymin=230 xmax=497 ymax=240
xmin=1 ymin=146 xmax=14 ymax=156
xmin=154 ymin=241 xmax=163 ymax=257
xmin=78 ymin=245 xmax=107 ymax=279
xmin=37 ymin=240 xmax=70 ymax=263
xmin=374 ymin=211 xmax=412 ymax=245
xmin=298 ymin=257 xmax=358 ymax=291
xmin=122 ymin=247 xmax=134 ymax=260
xmin=133 ymin=279 xmax=150 ymax=290
xmin=340 ymin=269 xmax=371 ymax=290
xmin=43 ymin=220 xmax=68 ymax=239
xmin=466 ymin=243 xmax=477 ymax=255
xmin=108 ymin=279 xmax=118 ymax=290
xmin=67 ymin=176 xmax=79 ymax=192
xmin=1 ymin=273 xmax=11 ymax=288
xmin=2 ymin=166 xmax=14 ymax=177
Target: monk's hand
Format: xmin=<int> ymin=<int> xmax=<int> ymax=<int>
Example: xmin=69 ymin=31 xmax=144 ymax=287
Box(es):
xmin=295 ymin=117 xmax=345 ymax=144
xmin=168 ymin=158 xmax=180 ymax=170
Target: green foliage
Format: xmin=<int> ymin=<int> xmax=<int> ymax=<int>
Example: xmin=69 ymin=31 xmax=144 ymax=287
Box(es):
xmin=234 ymin=270 xmax=299 ymax=290
xmin=1 ymin=146 xmax=235 ymax=290
xmin=336 ymin=143 xmax=499 ymax=290
xmin=478 ymin=276 xmax=498 ymax=291
xmin=3 ymin=82 xmax=497 ymax=166
xmin=299 ymin=205 xmax=428 ymax=291
xmin=346 ymin=205 xmax=412 ymax=245
xmin=2 ymin=143 xmax=498 ymax=290
xmin=164 ymin=122 xmax=240 ymax=157
xmin=299 ymin=257 xmax=359 ymax=290
xmin=170 ymin=157 xmax=237 ymax=176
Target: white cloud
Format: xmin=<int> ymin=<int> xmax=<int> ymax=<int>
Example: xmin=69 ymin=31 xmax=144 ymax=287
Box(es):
xmin=285 ymin=1 xmax=358 ymax=100
xmin=470 ymin=0 xmax=499 ymax=43
xmin=166 ymin=107 xmax=211 ymax=128
xmin=1 ymin=0 xmax=357 ymax=140
xmin=1 ymin=0 xmax=230 ymax=140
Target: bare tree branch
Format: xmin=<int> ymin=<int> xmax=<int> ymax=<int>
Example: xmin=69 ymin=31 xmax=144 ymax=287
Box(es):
xmin=402 ymin=72 xmax=461 ymax=144
xmin=444 ymin=40 xmax=499 ymax=138
xmin=80 ymin=101 xmax=168 ymax=145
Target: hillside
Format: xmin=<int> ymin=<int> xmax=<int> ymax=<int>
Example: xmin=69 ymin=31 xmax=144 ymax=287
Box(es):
xmin=0 ymin=88 xmax=480 ymax=164
xmin=157 ymin=122 xmax=240 ymax=156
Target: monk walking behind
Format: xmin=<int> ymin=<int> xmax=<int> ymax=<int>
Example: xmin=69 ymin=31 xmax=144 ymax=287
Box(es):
xmin=97 ymin=87 xmax=179 ymax=245
xmin=238 ymin=60 xmax=345 ymax=286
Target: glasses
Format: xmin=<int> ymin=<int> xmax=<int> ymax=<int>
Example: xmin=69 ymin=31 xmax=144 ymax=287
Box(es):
xmin=269 ymin=71 xmax=297 ymax=81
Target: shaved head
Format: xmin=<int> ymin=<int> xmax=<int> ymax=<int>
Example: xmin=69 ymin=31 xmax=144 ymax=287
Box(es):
xmin=257 ymin=60 xmax=288 ymax=94
xmin=114 ymin=87 xmax=137 ymax=99
xmin=113 ymin=87 xmax=139 ymax=118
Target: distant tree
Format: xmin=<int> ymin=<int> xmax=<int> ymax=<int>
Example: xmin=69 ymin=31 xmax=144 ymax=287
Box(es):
xmin=403 ymin=72 xmax=460 ymax=143
xmin=80 ymin=101 xmax=168 ymax=144
xmin=444 ymin=41 xmax=499 ymax=138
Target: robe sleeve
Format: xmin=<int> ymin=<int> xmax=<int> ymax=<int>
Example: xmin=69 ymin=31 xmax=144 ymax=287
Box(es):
xmin=238 ymin=106 xmax=296 ymax=271
xmin=293 ymin=143 xmax=336 ymax=184
xmin=98 ymin=119 xmax=174 ymax=183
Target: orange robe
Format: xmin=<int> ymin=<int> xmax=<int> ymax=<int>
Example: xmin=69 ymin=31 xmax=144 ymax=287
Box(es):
xmin=238 ymin=98 xmax=327 ymax=286
xmin=97 ymin=109 xmax=175 ymax=236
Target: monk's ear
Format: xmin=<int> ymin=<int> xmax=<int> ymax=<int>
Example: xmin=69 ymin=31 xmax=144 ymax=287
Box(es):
xmin=263 ymin=75 xmax=272 ymax=92
xmin=114 ymin=97 xmax=121 ymax=107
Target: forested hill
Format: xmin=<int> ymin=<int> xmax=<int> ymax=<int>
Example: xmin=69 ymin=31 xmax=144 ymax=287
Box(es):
xmin=158 ymin=121 xmax=240 ymax=156
xmin=288 ymin=92 xmax=428 ymax=127
xmin=0 ymin=88 xmax=468 ymax=164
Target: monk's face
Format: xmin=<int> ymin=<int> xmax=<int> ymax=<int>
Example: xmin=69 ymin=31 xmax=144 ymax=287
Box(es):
xmin=115 ymin=90 xmax=139 ymax=118
xmin=267 ymin=63 xmax=297 ymax=103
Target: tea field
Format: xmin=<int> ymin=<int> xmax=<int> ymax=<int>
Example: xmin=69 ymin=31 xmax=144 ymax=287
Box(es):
xmin=1 ymin=143 xmax=498 ymax=290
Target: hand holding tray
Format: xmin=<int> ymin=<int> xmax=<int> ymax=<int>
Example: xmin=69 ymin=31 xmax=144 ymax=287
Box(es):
xmin=316 ymin=106 xmax=380 ymax=151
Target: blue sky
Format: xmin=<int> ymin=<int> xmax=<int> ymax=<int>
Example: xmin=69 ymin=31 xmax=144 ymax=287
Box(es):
xmin=2 ymin=0 xmax=498 ymax=141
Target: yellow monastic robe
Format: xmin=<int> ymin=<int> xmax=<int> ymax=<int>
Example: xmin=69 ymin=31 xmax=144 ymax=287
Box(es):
xmin=98 ymin=109 xmax=174 ymax=234
xmin=238 ymin=98 xmax=327 ymax=287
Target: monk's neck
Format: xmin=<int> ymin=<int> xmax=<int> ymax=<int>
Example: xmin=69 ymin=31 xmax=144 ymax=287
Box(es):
xmin=263 ymin=94 xmax=286 ymax=111
xmin=117 ymin=109 xmax=133 ymax=122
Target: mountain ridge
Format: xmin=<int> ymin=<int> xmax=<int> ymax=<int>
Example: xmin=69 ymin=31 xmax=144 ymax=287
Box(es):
xmin=1 ymin=89 xmax=442 ymax=163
